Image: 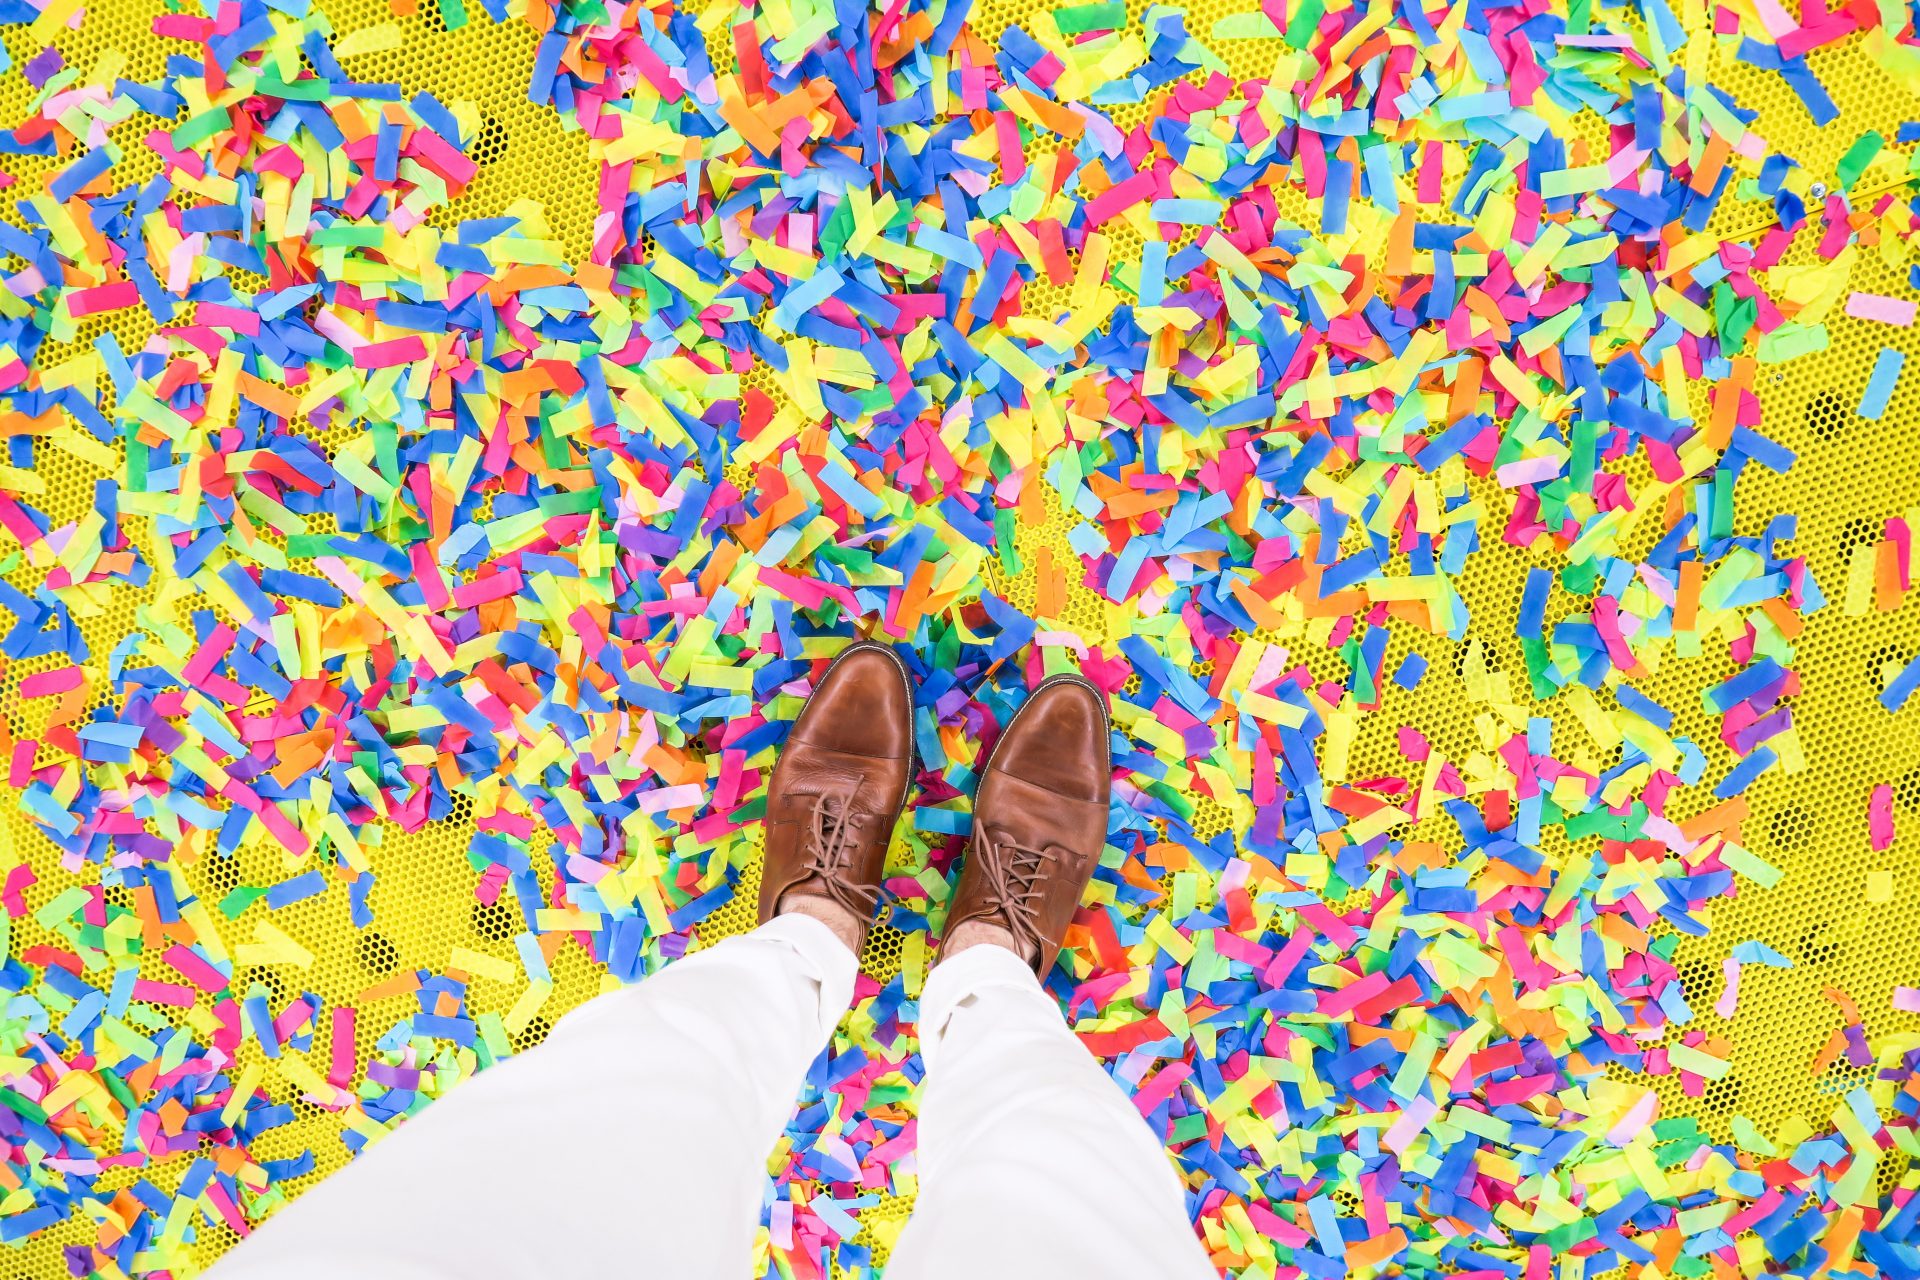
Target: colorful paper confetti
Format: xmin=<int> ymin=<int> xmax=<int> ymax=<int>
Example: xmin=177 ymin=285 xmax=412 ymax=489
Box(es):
xmin=0 ymin=0 xmax=1915 ymax=1277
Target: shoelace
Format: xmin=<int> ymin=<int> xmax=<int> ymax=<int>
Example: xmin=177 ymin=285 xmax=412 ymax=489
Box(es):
xmin=967 ymin=829 xmax=1060 ymax=961
xmin=799 ymin=791 xmax=878 ymax=916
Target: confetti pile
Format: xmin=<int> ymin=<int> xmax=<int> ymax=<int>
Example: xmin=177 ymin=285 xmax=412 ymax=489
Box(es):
xmin=0 ymin=0 xmax=1917 ymax=1276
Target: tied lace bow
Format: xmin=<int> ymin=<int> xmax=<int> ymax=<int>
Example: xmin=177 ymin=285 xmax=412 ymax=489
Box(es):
xmin=798 ymin=791 xmax=879 ymax=916
xmin=966 ymin=829 xmax=1062 ymax=961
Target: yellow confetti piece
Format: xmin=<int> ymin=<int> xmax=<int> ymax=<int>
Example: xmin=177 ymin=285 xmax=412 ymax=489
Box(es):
xmin=41 ymin=1072 xmax=101 ymax=1121
xmin=504 ymin=981 xmax=553 ymax=1037
xmin=449 ymin=947 xmax=517 ymax=984
xmin=236 ymin=920 xmax=314 ymax=970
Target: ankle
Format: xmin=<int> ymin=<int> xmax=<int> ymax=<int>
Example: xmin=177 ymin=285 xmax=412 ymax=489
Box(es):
xmin=777 ymin=893 xmax=868 ymax=957
xmin=939 ymin=919 xmax=1034 ymax=967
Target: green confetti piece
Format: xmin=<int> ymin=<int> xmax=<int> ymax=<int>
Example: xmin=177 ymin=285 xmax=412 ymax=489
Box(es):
xmin=1757 ymin=322 xmax=1829 ymax=363
xmin=219 ymin=887 xmax=267 ymax=919
xmin=1836 ymin=131 xmax=1884 ymax=191
xmin=311 ymin=225 xmax=387 ymax=248
xmin=34 ymin=888 xmax=89 ymax=931
xmin=170 ymin=109 xmax=228 ymax=149
xmin=1053 ymin=1 xmax=1125 ymax=32
xmin=1720 ymin=843 xmax=1784 ymax=889
xmin=1285 ymin=0 xmax=1324 ymax=46
xmin=250 ymin=76 xmax=332 ymax=102
xmin=98 ymin=1067 xmax=137 ymax=1112
xmin=0 ymin=1088 xmax=48 ymax=1126
xmin=1169 ymin=1112 xmax=1209 ymax=1143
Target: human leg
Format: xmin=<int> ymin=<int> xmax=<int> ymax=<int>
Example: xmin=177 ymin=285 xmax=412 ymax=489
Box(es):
xmin=210 ymin=912 xmax=858 ymax=1280
xmin=887 ymin=941 xmax=1216 ymax=1279
xmin=889 ymin=673 xmax=1215 ymax=1278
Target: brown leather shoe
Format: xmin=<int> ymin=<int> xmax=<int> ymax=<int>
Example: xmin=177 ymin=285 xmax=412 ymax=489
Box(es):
xmin=756 ymin=641 xmax=914 ymax=925
xmin=944 ymin=673 xmax=1112 ymax=976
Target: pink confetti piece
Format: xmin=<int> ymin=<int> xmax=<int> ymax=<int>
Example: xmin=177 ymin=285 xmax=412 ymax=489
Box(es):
xmin=1870 ymin=783 xmax=1895 ymax=851
xmin=1716 ymin=958 xmax=1740 ymax=1018
xmin=1845 ymin=292 xmax=1917 ymax=325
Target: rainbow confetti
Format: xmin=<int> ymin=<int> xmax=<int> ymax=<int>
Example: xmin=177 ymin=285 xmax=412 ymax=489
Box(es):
xmin=0 ymin=0 xmax=1915 ymax=1276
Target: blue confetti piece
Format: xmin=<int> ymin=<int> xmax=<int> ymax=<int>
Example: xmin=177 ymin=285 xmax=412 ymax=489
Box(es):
xmin=1860 ymin=348 xmax=1904 ymax=420
xmin=1879 ymin=651 xmax=1920 ymax=712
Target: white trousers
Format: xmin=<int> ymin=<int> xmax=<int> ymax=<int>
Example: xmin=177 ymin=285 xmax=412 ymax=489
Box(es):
xmin=214 ymin=915 xmax=1216 ymax=1279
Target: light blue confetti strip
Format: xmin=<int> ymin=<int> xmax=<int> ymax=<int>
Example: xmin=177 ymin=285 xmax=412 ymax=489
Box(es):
xmin=1731 ymin=940 xmax=1793 ymax=966
xmin=1147 ymin=198 xmax=1225 ymax=224
xmin=1307 ymin=1194 xmax=1347 ymax=1259
xmin=1859 ymin=348 xmax=1904 ymax=420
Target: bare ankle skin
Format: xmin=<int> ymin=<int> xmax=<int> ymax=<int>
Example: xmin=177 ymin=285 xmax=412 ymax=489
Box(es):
xmin=777 ymin=892 xmax=868 ymax=957
xmin=939 ymin=919 xmax=1034 ymax=966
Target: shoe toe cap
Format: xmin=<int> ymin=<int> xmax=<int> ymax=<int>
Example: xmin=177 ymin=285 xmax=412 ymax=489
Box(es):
xmin=989 ymin=677 xmax=1110 ymax=804
xmin=790 ymin=644 xmax=914 ymax=757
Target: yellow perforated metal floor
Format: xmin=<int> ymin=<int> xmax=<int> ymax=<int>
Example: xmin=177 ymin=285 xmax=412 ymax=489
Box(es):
xmin=0 ymin=1 xmax=1916 ymax=1276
